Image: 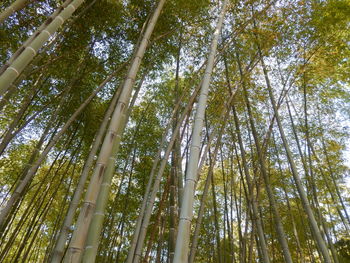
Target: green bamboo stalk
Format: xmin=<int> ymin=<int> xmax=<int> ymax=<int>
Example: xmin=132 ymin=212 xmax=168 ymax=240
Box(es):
xmin=237 ymin=51 xmax=293 ymax=263
xmin=0 ymin=0 xmax=73 ymax=77
xmin=0 ymin=0 xmax=84 ymax=97
xmin=0 ymin=71 xmax=114 ymax=232
xmin=188 ymin=120 xmax=226 ymax=263
xmin=131 ymin=85 xmax=200 ymax=263
xmin=173 ymin=1 xmax=227 ymax=262
xmin=50 ymin=62 xmax=127 ymax=263
xmin=0 ymin=0 xmax=31 ymax=24
xmin=81 ymin=75 xmax=145 ymax=263
xmin=226 ymin=75 xmax=271 ymax=263
xmin=169 ymin=32 xmax=182 ymax=263
xmin=64 ymin=1 xmax=166 ymax=261
xmin=125 ymin=66 xmax=203 ymax=263
xmin=256 ymin=43 xmax=332 ymax=263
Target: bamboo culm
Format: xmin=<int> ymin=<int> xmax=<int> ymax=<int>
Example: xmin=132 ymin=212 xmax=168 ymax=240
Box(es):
xmin=131 ymin=85 xmax=200 ymax=263
xmin=0 ymin=0 xmax=85 ymax=97
xmin=256 ymin=42 xmax=332 ymax=262
xmin=173 ymin=1 xmax=228 ymax=262
xmin=224 ymin=53 xmax=271 ymax=262
xmin=81 ymin=75 xmax=145 ymax=262
xmin=65 ymin=1 xmax=166 ymax=261
xmin=0 ymin=0 xmax=31 ymax=24
xmin=50 ymin=62 xmax=127 ymax=263
xmin=125 ymin=71 xmax=203 ymax=263
xmin=188 ymin=123 xmax=225 ymax=263
xmin=0 ymin=69 xmax=117 ymax=232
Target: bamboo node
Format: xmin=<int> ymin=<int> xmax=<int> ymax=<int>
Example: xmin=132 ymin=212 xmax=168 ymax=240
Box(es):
xmin=7 ymin=67 xmax=19 ymax=76
xmin=26 ymin=46 xmax=37 ymax=56
xmin=94 ymin=212 xmax=105 ymax=216
xmin=179 ymin=216 xmax=191 ymax=222
xmin=68 ymin=4 xmax=76 ymax=12
xmin=56 ymin=15 xmax=65 ymax=24
xmin=42 ymin=30 xmax=52 ymax=38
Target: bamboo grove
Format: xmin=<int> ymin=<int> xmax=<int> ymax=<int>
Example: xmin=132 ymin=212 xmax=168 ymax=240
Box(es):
xmin=0 ymin=0 xmax=349 ymax=262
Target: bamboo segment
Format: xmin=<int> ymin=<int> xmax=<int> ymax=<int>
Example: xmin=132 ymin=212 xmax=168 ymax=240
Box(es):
xmin=50 ymin=61 xmax=127 ymax=263
xmin=81 ymin=76 xmax=144 ymax=262
xmin=173 ymin=1 xmax=228 ymax=262
xmin=0 ymin=0 xmax=31 ymax=24
xmin=0 ymin=72 xmax=114 ymax=234
xmin=0 ymin=0 xmax=84 ymax=97
xmin=64 ymin=1 xmax=166 ymax=261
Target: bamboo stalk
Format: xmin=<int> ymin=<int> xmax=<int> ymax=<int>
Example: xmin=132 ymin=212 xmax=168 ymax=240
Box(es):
xmin=65 ymin=1 xmax=166 ymax=261
xmin=0 ymin=0 xmax=32 ymax=24
xmin=173 ymin=1 xmax=228 ymax=262
xmin=0 ymin=0 xmax=85 ymax=97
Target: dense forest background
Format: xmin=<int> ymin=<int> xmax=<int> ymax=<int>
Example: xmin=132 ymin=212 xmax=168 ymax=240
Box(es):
xmin=0 ymin=0 xmax=350 ymax=262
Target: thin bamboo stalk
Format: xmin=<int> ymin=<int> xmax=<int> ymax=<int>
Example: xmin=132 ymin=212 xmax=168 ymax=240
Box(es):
xmin=65 ymin=1 xmax=166 ymax=261
xmin=173 ymin=1 xmax=227 ymax=262
xmin=223 ymin=50 xmax=271 ymax=262
xmin=0 ymin=0 xmax=32 ymax=24
xmin=0 ymin=0 xmax=85 ymax=96
xmin=256 ymin=42 xmax=332 ymax=263
xmin=125 ymin=74 xmax=202 ymax=263
xmin=239 ymin=56 xmax=293 ymax=262
xmin=50 ymin=62 xmax=127 ymax=263
xmin=0 ymin=70 xmax=115 ymax=231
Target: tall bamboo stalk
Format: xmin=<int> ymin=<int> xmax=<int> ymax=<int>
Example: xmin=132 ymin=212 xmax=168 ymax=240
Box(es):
xmin=131 ymin=90 xmax=198 ymax=263
xmin=0 ymin=0 xmax=85 ymax=97
xmin=230 ymin=101 xmax=271 ymax=263
xmin=189 ymin=54 xmax=252 ymax=262
xmin=223 ymin=50 xmax=271 ymax=262
xmin=255 ymin=41 xmax=332 ymax=262
xmin=188 ymin=124 xmax=225 ymax=263
xmin=169 ymin=31 xmax=182 ymax=263
xmin=0 ymin=0 xmax=72 ymax=76
xmin=0 ymin=70 xmax=116 ymax=232
xmin=64 ymin=1 xmax=165 ymax=261
xmin=0 ymin=0 xmax=32 ymax=24
xmin=125 ymin=73 xmax=202 ymax=263
xmin=173 ymin=1 xmax=227 ymax=262
xmin=81 ymin=75 xmax=145 ymax=262
xmin=238 ymin=53 xmax=293 ymax=262
xmin=50 ymin=76 xmax=124 ymax=263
